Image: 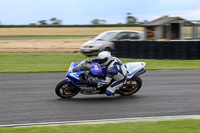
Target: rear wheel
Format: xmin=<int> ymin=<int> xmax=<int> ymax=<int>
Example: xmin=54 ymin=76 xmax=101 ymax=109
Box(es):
xmin=119 ymin=76 xmax=142 ymax=96
xmin=55 ymin=80 xmax=80 ymax=98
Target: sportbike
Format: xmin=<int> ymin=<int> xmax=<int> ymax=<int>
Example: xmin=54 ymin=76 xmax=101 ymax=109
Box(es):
xmin=55 ymin=60 xmax=146 ymax=98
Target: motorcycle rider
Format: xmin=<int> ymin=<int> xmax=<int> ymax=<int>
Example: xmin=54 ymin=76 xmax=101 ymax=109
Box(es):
xmin=86 ymin=51 xmax=128 ymax=96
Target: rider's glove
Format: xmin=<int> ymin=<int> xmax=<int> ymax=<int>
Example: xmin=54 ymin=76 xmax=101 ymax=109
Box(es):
xmin=85 ymin=59 xmax=92 ymax=64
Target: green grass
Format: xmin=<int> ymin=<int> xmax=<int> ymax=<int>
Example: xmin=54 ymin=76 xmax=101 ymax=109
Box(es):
xmin=0 ymin=119 xmax=200 ymax=133
xmin=0 ymin=53 xmax=200 ymax=73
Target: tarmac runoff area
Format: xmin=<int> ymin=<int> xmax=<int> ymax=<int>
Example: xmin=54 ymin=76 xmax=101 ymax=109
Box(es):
xmin=0 ymin=115 xmax=200 ymax=127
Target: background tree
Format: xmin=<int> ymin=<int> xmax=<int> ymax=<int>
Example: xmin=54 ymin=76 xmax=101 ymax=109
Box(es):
xmin=29 ymin=23 xmax=36 ymax=26
xmin=50 ymin=17 xmax=57 ymax=22
xmin=91 ymin=19 xmax=106 ymax=24
xmin=54 ymin=20 xmax=62 ymax=25
xmin=100 ymin=20 xmax=106 ymax=24
xmin=38 ymin=20 xmax=47 ymax=25
xmin=91 ymin=19 xmax=100 ymax=24
xmin=50 ymin=17 xmax=62 ymax=25
xmin=126 ymin=13 xmax=137 ymax=24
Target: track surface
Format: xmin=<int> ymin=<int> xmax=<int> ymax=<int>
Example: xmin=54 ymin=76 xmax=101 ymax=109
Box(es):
xmin=0 ymin=70 xmax=200 ymax=125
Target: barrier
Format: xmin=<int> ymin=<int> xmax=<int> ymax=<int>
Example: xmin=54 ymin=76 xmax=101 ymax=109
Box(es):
xmin=113 ymin=41 xmax=200 ymax=59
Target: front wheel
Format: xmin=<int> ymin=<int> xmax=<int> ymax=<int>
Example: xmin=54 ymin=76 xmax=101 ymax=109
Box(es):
xmin=55 ymin=80 xmax=80 ymax=98
xmin=119 ymin=76 xmax=142 ymax=96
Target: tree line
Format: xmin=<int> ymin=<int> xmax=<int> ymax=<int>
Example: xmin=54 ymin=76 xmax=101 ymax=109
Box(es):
xmin=0 ymin=13 xmax=148 ymax=26
xmin=30 ymin=17 xmax=62 ymax=25
xmin=91 ymin=13 xmax=148 ymax=25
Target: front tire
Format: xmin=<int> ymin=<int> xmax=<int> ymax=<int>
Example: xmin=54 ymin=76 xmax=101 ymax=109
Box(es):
xmin=55 ymin=80 xmax=80 ymax=98
xmin=119 ymin=76 xmax=142 ymax=96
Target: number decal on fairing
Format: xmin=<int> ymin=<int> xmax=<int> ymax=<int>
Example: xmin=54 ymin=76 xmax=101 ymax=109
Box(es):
xmin=94 ymin=65 xmax=99 ymax=70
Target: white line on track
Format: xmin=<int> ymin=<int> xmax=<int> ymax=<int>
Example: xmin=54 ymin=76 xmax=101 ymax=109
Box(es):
xmin=0 ymin=115 xmax=200 ymax=127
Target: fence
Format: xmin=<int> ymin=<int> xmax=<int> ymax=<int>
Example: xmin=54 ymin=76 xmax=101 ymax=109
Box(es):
xmin=113 ymin=41 xmax=200 ymax=59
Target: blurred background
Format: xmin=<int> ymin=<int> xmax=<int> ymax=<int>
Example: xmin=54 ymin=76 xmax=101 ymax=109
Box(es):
xmin=0 ymin=0 xmax=200 ymax=55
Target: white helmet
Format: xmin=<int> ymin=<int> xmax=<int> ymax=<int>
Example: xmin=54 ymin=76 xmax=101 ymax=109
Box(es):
xmin=97 ymin=51 xmax=112 ymax=67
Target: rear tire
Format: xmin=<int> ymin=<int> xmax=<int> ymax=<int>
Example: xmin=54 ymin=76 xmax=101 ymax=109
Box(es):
xmin=119 ymin=76 xmax=142 ymax=96
xmin=55 ymin=80 xmax=80 ymax=98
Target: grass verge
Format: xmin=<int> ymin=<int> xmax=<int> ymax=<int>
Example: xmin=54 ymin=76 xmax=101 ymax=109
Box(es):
xmin=0 ymin=53 xmax=200 ymax=73
xmin=0 ymin=119 xmax=200 ymax=133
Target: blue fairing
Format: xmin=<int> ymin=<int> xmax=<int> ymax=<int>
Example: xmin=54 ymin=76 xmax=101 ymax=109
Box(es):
xmin=66 ymin=62 xmax=106 ymax=86
xmin=90 ymin=63 xmax=107 ymax=78
xmin=73 ymin=61 xmax=82 ymax=67
xmin=65 ymin=77 xmax=70 ymax=82
xmin=67 ymin=71 xmax=85 ymax=82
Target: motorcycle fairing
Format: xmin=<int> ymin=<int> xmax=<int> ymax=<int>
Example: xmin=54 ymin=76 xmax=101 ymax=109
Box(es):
xmin=124 ymin=61 xmax=146 ymax=79
xmin=66 ymin=62 xmax=99 ymax=86
xmin=90 ymin=63 xmax=107 ymax=78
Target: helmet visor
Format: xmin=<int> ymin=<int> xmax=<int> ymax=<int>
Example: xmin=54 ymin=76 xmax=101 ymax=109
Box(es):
xmin=97 ymin=57 xmax=108 ymax=65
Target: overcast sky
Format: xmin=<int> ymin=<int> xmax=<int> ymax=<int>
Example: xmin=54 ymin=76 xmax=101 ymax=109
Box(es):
xmin=0 ymin=0 xmax=200 ymax=25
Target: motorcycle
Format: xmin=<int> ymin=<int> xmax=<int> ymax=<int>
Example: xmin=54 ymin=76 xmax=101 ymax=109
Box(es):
xmin=55 ymin=60 xmax=146 ymax=98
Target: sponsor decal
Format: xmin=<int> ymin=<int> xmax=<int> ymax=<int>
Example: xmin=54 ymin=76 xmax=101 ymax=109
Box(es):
xmin=94 ymin=65 xmax=99 ymax=70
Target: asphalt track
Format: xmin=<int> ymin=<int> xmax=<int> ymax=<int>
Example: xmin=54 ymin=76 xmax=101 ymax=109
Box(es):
xmin=0 ymin=70 xmax=200 ymax=125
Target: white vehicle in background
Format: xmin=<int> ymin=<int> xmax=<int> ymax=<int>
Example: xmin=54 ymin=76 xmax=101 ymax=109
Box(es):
xmin=81 ymin=30 xmax=144 ymax=56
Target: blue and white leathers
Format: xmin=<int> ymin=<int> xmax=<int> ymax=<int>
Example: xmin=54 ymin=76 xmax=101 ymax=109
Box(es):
xmin=98 ymin=57 xmax=127 ymax=96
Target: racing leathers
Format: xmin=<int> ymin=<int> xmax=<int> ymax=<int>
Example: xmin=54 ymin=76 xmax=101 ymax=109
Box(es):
xmin=95 ymin=57 xmax=127 ymax=96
